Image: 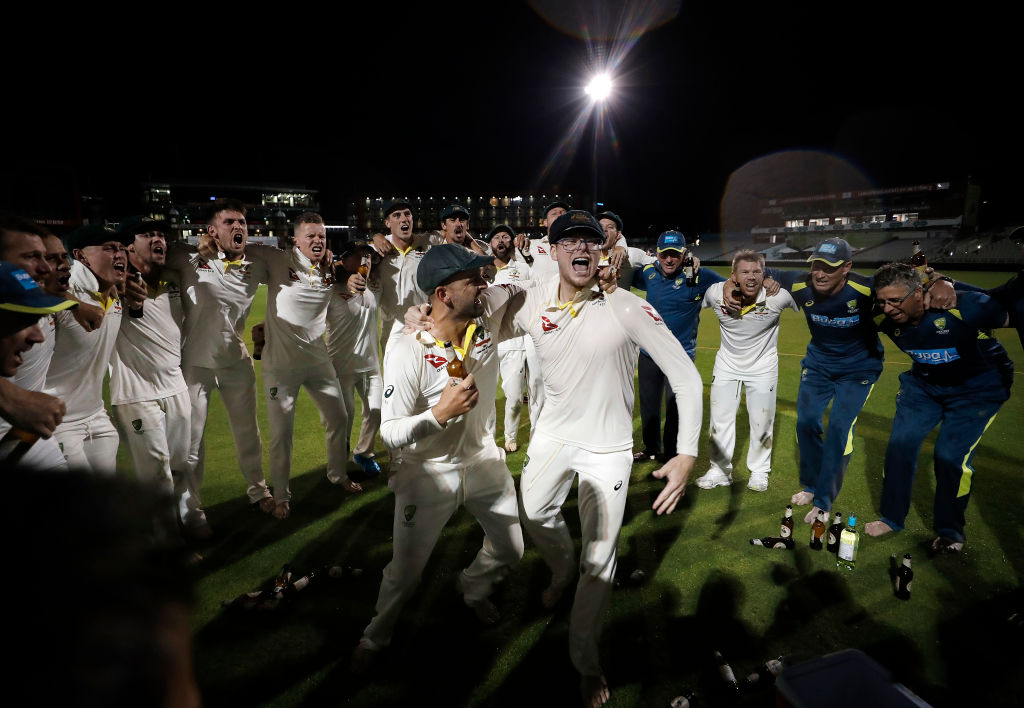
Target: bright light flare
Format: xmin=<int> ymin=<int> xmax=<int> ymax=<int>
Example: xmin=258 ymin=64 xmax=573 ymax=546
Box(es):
xmin=585 ymin=73 xmax=613 ymax=101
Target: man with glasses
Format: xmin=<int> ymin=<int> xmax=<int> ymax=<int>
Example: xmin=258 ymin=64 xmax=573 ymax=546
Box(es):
xmin=496 ymin=211 xmax=702 ymax=707
xmin=696 ymin=250 xmax=799 ymax=493
xmin=865 ymin=262 xmax=1012 ymax=552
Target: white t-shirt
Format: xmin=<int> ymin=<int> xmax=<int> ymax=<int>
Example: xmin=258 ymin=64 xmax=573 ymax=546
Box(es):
xmin=109 ymin=272 xmax=187 ymax=405
xmin=0 ymin=315 xmax=55 ymax=440
xmin=527 ymin=237 xmax=559 ymax=280
xmin=702 ymin=282 xmax=799 ymax=378
xmin=44 ymin=261 xmax=123 ymax=423
xmin=599 ymin=245 xmax=654 ymax=289
xmin=376 ymin=237 xmax=429 ymax=322
xmin=491 ymin=258 xmax=532 ymax=353
xmin=247 ymin=245 xmax=334 ymax=373
xmin=166 ymin=245 xmax=265 ymax=370
xmin=326 ymin=282 xmax=381 ymax=375
xmin=490 ymin=276 xmax=703 ymax=455
xmin=380 ymin=310 xmax=503 ymax=469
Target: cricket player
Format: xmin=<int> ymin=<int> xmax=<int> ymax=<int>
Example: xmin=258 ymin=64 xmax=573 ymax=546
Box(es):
xmin=109 ymin=216 xmax=196 ymax=538
xmin=865 ymin=262 xmax=1012 ymax=552
xmin=501 ymin=211 xmax=703 ymax=707
xmin=326 ymin=238 xmax=383 ymax=479
xmin=352 ymin=245 xmax=525 ymax=672
xmin=696 ymin=250 xmax=799 ymax=493
xmin=44 ymin=224 xmax=142 ymax=474
xmin=250 ymin=212 xmax=359 ymax=519
xmin=595 ymin=209 xmax=651 ymax=289
xmin=167 ymin=199 xmax=273 ymax=515
xmin=486 ymin=223 xmax=531 ymax=452
xmin=373 ymin=199 xmax=430 ymax=354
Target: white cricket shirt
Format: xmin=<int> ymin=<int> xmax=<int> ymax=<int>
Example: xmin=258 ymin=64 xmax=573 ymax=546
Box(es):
xmin=702 ymin=282 xmax=799 ymax=378
xmin=490 ymin=258 xmax=532 ymax=353
xmin=326 ymin=281 xmax=381 ymax=375
xmin=376 ymin=237 xmax=428 ymax=322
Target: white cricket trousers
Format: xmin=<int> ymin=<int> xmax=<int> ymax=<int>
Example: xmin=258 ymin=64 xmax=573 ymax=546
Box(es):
xmin=708 ymin=373 xmax=778 ymax=476
xmin=361 ymin=453 xmax=524 ymax=649
xmin=0 ymin=435 xmax=67 ymax=472
xmin=262 ymin=364 xmax=348 ymax=502
xmin=335 ymin=367 xmax=382 ymax=458
xmin=185 ymin=359 xmax=269 ymax=504
xmin=498 ymin=349 xmax=526 ymax=444
xmin=518 ymin=434 xmax=632 ymax=676
xmin=54 ymin=409 xmax=120 ymax=475
xmin=113 ymin=390 xmax=199 ymax=529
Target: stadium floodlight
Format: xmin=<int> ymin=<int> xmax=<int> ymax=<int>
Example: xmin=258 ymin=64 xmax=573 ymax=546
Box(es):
xmin=585 ymin=73 xmax=612 ymax=101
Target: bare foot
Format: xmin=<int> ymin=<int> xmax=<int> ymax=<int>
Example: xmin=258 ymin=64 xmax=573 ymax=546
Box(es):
xmin=469 ymin=598 xmax=500 ymax=625
xmin=541 ymin=582 xmax=567 ymax=610
xmin=504 ymin=440 xmax=518 ymax=453
xmin=350 ymin=642 xmax=379 ymax=675
xmin=865 ymin=520 xmax=895 ymax=537
xmin=580 ymin=674 xmax=610 ymax=708
xmin=791 ymin=490 xmax=814 ymax=506
xmin=257 ymin=497 xmax=276 ymax=514
xmin=272 ymin=501 xmax=290 ymax=520
xmin=804 ymin=506 xmax=824 ymax=524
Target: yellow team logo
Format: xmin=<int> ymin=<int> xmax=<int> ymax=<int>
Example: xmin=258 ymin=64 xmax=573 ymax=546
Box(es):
xmin=846 ymin=299 xmax=857 ymax=309
xmin=934 ymin=317 xmax=946 ymax=329
xmin=805 ymin=300 xmax=814 ymax=307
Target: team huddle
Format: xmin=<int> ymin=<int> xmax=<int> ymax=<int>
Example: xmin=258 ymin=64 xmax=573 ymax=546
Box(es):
xmin=1 ymin=198 xmax=1021 ymax=708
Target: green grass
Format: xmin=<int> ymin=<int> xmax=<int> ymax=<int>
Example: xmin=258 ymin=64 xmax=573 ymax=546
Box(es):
xmin=142 ymin=270 xmax=1024 ymax=707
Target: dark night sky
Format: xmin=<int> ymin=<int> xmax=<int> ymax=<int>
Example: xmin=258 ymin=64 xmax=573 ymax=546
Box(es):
xmin=3 ymin=1 xmax=1018 ymax=234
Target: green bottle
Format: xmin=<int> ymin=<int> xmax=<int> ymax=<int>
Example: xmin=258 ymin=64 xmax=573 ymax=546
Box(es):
xmin=836 ymin=514 xmax=859 ymax=571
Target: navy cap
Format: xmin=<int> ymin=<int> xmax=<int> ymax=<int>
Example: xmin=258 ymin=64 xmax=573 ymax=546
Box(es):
xmin=806 ymin=237 xmax=853 ymax=266
xmin=486 ymin=224 xmax=515 ymax=241
xmin=541 ymin=200 xmax=571 ymax=220
xmin=548 ymin=210 xmax=603 ymax=243
xmin=657 ymin=230 xmax=687 ymax=253
xmin=116 ymin=215 xmax=169 ymax=239
xmin=0 ymin=263 xmax=77 ymax=315
xmin=68 ymin=223 xmax=124 ymax=251
xmin=383 ymin=198 xmax=412 ymax=219
xmin=439 ymin=204 xmax=470 ymax=221
xmin=595 ymin=211 xmax=623 ymax=231
xmin=416 ymin=244 xmax=494 ymax=293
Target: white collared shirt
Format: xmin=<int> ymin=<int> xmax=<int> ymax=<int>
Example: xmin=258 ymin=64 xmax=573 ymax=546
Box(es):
xmin=702 ymin=282 xmax=799 ymax=378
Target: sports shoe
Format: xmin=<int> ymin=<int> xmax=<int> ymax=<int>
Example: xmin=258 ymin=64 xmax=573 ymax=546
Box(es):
xmin=695 ymin=469 xmax=732 ymax=489
xmin=747 ymin=472 xmax=770 ymax=492
xmin=931 ymin=536 xmax=964 ymax=553
xmin=351 ymin=454 xmax=381 ymax=481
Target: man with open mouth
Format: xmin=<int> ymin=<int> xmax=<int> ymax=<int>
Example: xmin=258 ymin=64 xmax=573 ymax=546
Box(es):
xmin=165 ymin=198 xmax=274 ymax=521
xmin=109 ymin=216 xmax=195 ymax=542
xmin=696 ymin=249 xmax=799 ymax=494
xmin=248 ymin=211 xmax=362 ymax=519
xmin=43 ymin=223 xmax=139 ymax=474
xmin=486 ymin=210 xmax=703 ymax=708
xmin=374 ymin=198 xmax=430 ymax=355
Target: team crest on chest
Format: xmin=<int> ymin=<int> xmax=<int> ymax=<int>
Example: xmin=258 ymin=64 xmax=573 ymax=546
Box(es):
xmin=846 ymin=299 xmax=857 ymax=310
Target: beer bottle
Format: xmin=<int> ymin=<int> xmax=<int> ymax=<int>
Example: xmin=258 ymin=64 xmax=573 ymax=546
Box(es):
xmin=750 ymin=536 xmax=794 ymax=550
xmin=826 ymin=511 xmax=842 ymax=553
xmin=744 ymin=656 xmax=786 ymax=687
xmin=714 ymin=650 xmax=740 ymax=696
xmin=836 ymin=514 xmax=859 ymax=571
xmin=127 ymin=270 xmax=145 ymax=318
xmin=445 ymin=343 xmax=468 ymax=382
xmin=357 ymin=254 xmax=370 ymax=277
xmin=909 ymin=240 xmax=927 ymax=281
xmin=272 ymin=564 xmax=294 ymax=594
xmin=683 ymin=253 xmax=695 ymax=287
xmin=669 ymin=691 xmax=696 ymax=708
xmin=780 ymin=505 xmax=794 ymax=539
xmin=285 ymin=568 xmax=318 ymax=595
xmin=810 ymin=510 xmax=826 ymax=550
xmin=895 ymin=553 xmax=913 ymax=600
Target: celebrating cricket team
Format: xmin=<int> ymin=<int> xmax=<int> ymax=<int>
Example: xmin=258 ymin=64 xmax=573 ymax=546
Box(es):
xmin=0 ymin=198 xmax=1020 ymax=708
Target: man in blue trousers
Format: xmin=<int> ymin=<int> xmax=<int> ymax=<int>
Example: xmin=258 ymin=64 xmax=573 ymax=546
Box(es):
xmin=865 ymin=262 xmax=1012 ymax=552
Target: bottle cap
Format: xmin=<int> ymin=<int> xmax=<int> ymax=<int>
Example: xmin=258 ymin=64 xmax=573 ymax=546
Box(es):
xmin=848 ymin=515 xmax=857 ymax=525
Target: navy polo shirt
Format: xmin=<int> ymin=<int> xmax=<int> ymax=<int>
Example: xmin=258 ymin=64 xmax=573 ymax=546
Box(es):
xmin=632 ymin=263 xmax=726 ymax=358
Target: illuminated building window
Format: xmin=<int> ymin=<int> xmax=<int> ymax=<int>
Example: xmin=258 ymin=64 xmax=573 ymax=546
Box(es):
xmin=892 ymin=212 xmax=919 ymax=223
xmin=785 ymin=219 xmax=805 ymax=228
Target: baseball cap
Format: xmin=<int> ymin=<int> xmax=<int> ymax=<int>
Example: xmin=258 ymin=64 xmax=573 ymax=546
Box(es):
xmin=548 ymin=210 xmax=603 ymax=244
xmin=595 ymin=211 xmax=623 ymax=231
xmin=336 ymin=239 xmax=376 ymax=260
xmin=116 ymin=216 xmax=170 ymax=244
xmin=0 ymin=263 xmax=77 ymax=315
xmin=541 ymin=200 xmax=571 ymax=220
xmin=68 ymin=223 xmax=125 ymax=251
xmin=439 ymin=204 xmax=470 ymax=221
xmin=383 ymin=198 xmax=412 ymax=219
xmin=806 ymin=237 xmax=853 ymax=266
xmin=657 ymin=230 xmax=687 ymax=253
xmin=416 ymin=244 xmax=494 ymax=293
xmin=486 ymin=224 xmax=515 ymax=241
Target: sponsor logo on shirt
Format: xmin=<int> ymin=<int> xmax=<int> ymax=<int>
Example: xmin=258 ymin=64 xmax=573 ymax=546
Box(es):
xmin=846 ymin=299 xmax=857 ymax=310
xmin=933 ymin=317 xmax=949 ymax=334
xmin=384 ymin=385 xmax=394 ymax=398
xmin=614 ymin=480 xmax=623 ymax=491
xmin=805 ymin=300 xmax=814 ymax=307
xmin=641 ymin=304 xmax=663 ymax=324
xmin=288 ymin=268 xmax=301 ymax=282
xmin=198 ymin=263 xmax=213 ymax=271
xmin=403 ymin=504 xmax=417 ymax=527
xmin=536 ymin=246 xmax=547 ymax=255
xmin=809 ymin=313 xmax=860 ymax=328
xmin=424 ymin=353 xmax=448 ymax=369
xmin=541 ymin=316 xmax=558 ymax=332
xmin=906 ymin=348 xmax=961 ymax=365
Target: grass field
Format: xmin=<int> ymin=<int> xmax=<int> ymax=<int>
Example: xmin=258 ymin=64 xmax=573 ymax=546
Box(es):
xmin=148 ymin=268 xmax=1024 ymax=707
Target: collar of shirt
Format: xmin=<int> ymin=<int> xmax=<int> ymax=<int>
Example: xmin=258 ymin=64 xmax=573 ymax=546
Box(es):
xmin=542 ymin=280 xmax=598 ymax=318
xmin=215 ymin=251 xmax=248 ymax=271
xmin=415 ymin=322 xmax=479 ymax=359
xmin=737 ymin=286 xmax=768 ymax=316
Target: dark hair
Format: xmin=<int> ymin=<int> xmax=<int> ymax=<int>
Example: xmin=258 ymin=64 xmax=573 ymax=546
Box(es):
xmin=0 ymin=212 xmax=46 ymax=252
xmin=205 ymin=198 xmax=247 ymax=224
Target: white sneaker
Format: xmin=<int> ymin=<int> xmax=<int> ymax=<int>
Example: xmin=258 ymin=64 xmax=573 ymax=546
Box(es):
xmin=696 ymin=469 xmax=732 ymax=489
xmin=747 ymin=472 xmax=770 ymax=492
